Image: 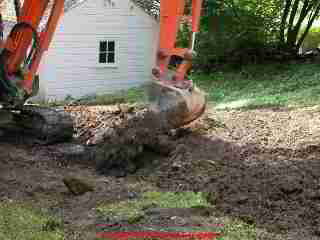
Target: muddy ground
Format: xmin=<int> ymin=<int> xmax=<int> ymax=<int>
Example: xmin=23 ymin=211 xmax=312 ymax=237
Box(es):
xmin=1 ymin=104 xmax=320 ymax=239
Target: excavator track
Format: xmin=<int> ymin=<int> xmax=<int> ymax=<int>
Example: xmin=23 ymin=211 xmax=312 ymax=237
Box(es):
xmin=0 ymin=105 xmax=74 ymax=144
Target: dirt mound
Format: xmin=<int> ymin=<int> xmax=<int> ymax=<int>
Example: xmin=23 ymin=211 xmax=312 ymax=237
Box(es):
xmin=64 ymin=104 xmax=142 ymax=145
xmin=191 ymin=106 xmax=320 ymax=238
xmin=64 ymin=104 xmax=184 ymax=176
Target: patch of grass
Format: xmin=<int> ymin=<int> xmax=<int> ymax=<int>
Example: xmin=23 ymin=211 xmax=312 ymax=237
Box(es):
xmin=215 ymin=218 xmax=257 ymax=240
xmin=36 ymin=85 xmax=148 ymax=107
xmin=193 ymin=62 xmax=320 ymax=109
xmin=96 ymin=191 xmax=260 ymax=240
xmin=96 ymin=191 xmax=210 ymax=220
xmin=0 ymin=201 xmax=64 ymax=240
xmin=81 ymin=86 xmax=148 ymax=106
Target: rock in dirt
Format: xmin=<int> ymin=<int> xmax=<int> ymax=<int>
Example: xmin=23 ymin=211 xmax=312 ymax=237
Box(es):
xmin=62 ymin=177 xmax=95 ymax=196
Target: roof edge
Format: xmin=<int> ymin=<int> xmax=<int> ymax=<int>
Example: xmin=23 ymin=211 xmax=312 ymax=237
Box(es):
xmin=130 ymin=0 xmax=159 ymax=22
xmin=64 ymin=0 xmax=88 ymax=13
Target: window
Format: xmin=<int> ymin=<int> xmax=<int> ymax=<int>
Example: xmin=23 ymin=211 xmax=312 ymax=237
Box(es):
xmin=99 ymin=40 xmax=115 ymax=64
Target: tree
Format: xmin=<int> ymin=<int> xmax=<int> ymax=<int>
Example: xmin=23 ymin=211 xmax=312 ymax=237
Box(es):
xmin=279 ymin=0 xmax=320 ymax=52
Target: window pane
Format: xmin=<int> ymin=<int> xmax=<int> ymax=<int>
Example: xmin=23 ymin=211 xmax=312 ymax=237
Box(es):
xmin=107 ymin=52 xmax=115 ymax=63
xmin=108 ymin=41 xmax=115 ymax=52
xmin=99 ymin=53 xmax=107 ymax=63
xmin=100 ymin=41 xmax=107 ymax=52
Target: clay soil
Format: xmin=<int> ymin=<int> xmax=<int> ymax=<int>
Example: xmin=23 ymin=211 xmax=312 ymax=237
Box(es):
xmin=1 ymin=104 xmax=320 ymax=239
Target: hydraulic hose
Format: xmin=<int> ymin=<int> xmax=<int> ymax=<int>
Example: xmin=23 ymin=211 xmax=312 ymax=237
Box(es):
xmin=0 ymin=22 xmax=39 ymax=99
xmin=8 ymin=22 xmax=40 ymax=68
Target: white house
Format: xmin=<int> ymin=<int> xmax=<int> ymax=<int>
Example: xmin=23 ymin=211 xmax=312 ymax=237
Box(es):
xmin=1 ymin=0 xmax=160 ymax=101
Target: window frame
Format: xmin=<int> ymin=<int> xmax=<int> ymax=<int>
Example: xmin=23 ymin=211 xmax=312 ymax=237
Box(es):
xmin=97 ymin=39 xmax=118 ymax=67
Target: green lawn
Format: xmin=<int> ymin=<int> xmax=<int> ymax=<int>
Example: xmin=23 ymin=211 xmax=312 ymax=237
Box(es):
xmin=0 ymin=194 xmax=264 ymax=240
xmin=96 ymin=191 xmax=257 ymax=240
xmin=0 ymin=201 xmax=64 ymax=240
xmin=42 ymin=85 xmax=148 ymax=107
xmin=193 ymin=62 xmax=320 ymax=109
xmin=79 ymin=62 xmax=320 ymax=109
xmin=41 ymin=62 xmax=320 ymax=110
xmin=96 ymin=191 xmax=211 ymax=221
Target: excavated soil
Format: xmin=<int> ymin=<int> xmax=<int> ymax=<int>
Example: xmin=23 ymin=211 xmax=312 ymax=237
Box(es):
xmin=1 ymin=104 xmax=320 ymax=239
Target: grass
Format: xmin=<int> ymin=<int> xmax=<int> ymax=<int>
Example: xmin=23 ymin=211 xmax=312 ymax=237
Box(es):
xmin=34 ymin=62 xmax=320 ymax=110
xmin=73 ymin=86 xmax=148 ymax=106
xmin=193 ymin=62 xmax=320 ymax=110
xmin=96 ymin=191 xmax=258 ymax=240
xmin=216 ymin=219 xmax=257 ymax=240
xmin=0 ymin=200 xmax=64 ymax=240
xmin=39 ymin=85 xmax=149 ymax=107
xmin=36 ymin=62 xmax=320 ymax=110
xmin=96 ymin=191 xmax=210 ymax=220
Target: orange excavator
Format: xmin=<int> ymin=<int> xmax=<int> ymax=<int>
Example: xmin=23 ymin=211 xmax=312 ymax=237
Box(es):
xmin=0 ymin=0 xmax=206 ymax=143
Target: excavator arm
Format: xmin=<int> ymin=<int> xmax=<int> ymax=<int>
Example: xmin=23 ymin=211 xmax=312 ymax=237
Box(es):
xmin=156 ymin=0 xmax=203 ymax=84
xmin=0 ymin=0 xmax=73 ymax=144
xmin=0 ymin=0 xmax=64 ymax=105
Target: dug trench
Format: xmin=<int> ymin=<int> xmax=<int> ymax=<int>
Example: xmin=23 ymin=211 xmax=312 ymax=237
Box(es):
xmin=0 ymin=104 xmax=320 ymax=239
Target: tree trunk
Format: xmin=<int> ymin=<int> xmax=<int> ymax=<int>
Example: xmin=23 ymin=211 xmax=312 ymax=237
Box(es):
xmin=279 ymin=0 xmax=320 ymax=53
xmin=297 ymin=3 xmax=320 ymax=49
xmin=280 ymin=0 xmax=292 ymax=43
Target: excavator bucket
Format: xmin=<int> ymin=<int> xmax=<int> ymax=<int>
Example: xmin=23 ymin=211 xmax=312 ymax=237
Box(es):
xmin=147 ymin=0 xmax=206 ymax=128
xmin=148 ymin=78 xmax=206 ymax=128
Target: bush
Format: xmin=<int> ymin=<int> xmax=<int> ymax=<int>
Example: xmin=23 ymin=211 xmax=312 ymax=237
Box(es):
xmin=176 ymin=21 xmax=191 ymax=48
xmin=182 ymin=0 xmax=281 ymax=73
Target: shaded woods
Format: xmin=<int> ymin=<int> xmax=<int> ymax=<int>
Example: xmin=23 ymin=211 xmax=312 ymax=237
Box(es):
xmin=175 ymin=0 xmax=320 ymax=72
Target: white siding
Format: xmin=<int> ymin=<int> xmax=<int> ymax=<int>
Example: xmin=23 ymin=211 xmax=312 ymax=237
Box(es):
xmin=37 ymin=0 xmax=159 ymax=101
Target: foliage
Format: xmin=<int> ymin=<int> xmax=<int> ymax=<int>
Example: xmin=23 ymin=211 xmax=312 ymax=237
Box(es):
xmin=137 ymin=0 xmax=320 ymax=71
xmin=279 ymin=0 xmax=320 ymax=52
xmin=193 ymin=62 xmax=320 ymax=109
xmin=177 ymin=21 xmax=191 ymax=48
xmin=300 ymin=26 xmax=320 ymax=52
xmin=192 ymin=0 xmax=282 ymax=72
